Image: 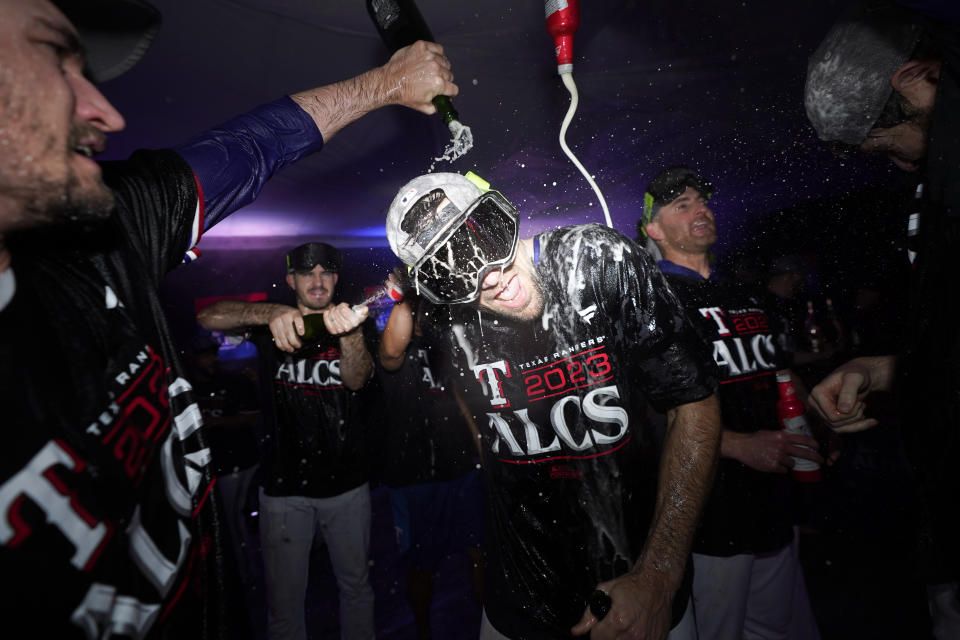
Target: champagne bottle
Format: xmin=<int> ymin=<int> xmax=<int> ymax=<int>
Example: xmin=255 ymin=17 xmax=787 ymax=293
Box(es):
xmin=366 ymin=0 xmax=459 ymax=125
xmin=776 ymin=371 xmax=822 ymax=483
xmin=298 ymin=280 xmax=404 ymax=345
xmin=299 ymin=312 xmax=332 ymax=343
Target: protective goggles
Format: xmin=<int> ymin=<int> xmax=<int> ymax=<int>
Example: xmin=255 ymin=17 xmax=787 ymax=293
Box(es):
xmin=412 ymin=191 xmax=520 ymax=304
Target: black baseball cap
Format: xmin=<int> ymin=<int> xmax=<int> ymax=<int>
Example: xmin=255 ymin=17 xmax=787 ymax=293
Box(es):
xmin=53 ymin=0 xmax=161 ymax=82
xmin=285 ymin=242 xmax=343 ymax=274
xmin=638 ymin=166 xmax=713 ymax=238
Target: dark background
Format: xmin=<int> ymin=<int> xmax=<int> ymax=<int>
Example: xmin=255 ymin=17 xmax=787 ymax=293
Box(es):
xmin=89 ymin=0 xmax=915 ymax=341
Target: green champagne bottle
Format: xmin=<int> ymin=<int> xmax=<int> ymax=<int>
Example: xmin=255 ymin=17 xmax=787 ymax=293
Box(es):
xmin=298 ymin=312 xmax=331 ymax=344
xmin=365 ymin=0 xmax=460 ymax=125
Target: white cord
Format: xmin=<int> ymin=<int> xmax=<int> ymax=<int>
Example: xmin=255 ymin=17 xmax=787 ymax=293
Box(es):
xmin=559 ymin=71 xmax=612 ymax=228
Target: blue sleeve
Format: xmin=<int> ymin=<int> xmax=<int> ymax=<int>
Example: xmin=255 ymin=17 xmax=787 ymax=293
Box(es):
xmin=172 ymin=96 xmax=324 ymax=230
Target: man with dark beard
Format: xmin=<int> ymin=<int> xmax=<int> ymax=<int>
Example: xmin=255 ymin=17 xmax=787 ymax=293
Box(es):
xmin=0 ymin=1 xmax=458 ymax=638
xmin=383 ymin=171 xmax=722 ymax=640
xmin=804 ymin=2 xmax=960 ymax=637
xmin=197 ymin=242 xmax=379 ymax=640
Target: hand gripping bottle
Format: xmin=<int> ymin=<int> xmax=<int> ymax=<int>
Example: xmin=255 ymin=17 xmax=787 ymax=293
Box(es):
xmin=366 ymin=0 xmax=459 ymax=126
xmin=776 ymin=371 xmax=822 ymax=482
xmin=299 ymin=280 xmax=403 ymax=345
xmin=545 ymin=0 xmax=579 ymax=74
xmin=299 ymin=312 xmax=333 ymax=344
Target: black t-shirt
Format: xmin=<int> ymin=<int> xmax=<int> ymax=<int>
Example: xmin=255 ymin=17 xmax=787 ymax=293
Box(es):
xmin=759 ymin=290 xmax=805 ymax=369
xmin=896 ymin=11 xmax=960 ymax=583
xmin=193 ymin=372 xmax=260 ymax=475
xmin=661 ymin=265 xmax=794 ymax=556
xmin=376 ymin=333 xmax=477 ymax=487
xmin=0 ymin=150 xmax=226 ymax=638
xmin=425 ymin=224 xmax=717 ymax=639
xmin=253 ymin=318 xmax=378 ymax=498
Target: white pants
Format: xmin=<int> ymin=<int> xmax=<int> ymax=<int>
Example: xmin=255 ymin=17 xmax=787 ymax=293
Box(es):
xmin=479 ymin=597 xmax=697 ymax=640
xmin=691 ymin=532 xmax=819 ymax=640
xmin=259 ymin=484 xmax=375 ymax=640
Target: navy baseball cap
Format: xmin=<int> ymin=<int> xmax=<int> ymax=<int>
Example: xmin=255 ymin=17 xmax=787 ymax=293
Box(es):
xmin=54 ymin=0 xmax=161 ymax=82
xmin=285 ymin=242 xmax=343 ymax=274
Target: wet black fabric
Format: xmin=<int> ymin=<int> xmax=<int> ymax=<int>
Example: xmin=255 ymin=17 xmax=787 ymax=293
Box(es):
xmin=0 ymin=150 xmax=227 ymax=638
xmin=375 ymin=333 xmax=477 ymax=487
xmin=425 ymin=224 xmax=717 ymax=639
xmin=661 ymin=269 xmax=794 ymax=557
xmin=192 ymin=373 xmax=260 ymax=476
xmin=896 ymin=11 xmax=960 ymax=584
xmin=760 ymin=291 xmax=806 ymax=370
xmin=253 ymin=318 xmax=378 ymax=498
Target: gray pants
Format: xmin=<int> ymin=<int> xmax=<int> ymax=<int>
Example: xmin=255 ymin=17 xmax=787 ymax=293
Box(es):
xmin=479 ymin=597 xmax=697 ymax=640
xmin=259 ymin=484 xmax=375 ymax=640
xmin=691 ymin=531 xmax=819 ymax=640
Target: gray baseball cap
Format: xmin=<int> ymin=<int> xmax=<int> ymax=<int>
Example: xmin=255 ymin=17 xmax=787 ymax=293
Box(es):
xmin=804 ymin=0 xmax=921 ymax=145
xmin=386 ymin=173 xmax=484 ymax=266
xmin=54 ymin=0 xmax=161 ymax=82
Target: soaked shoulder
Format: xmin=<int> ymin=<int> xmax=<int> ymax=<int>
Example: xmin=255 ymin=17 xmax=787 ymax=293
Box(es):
xmin=539 ymin=223 xmax=638 ymax=261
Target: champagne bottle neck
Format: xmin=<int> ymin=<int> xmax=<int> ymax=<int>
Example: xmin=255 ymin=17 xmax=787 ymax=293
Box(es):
xmin=432 ymin=95 xmax=459 ymax=125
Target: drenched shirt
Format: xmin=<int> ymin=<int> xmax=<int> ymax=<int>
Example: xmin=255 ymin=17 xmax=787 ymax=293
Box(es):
xmin=0 ymin=96 xmax=325 ymax=638
xmin=0 ymin=151 xmax=222 ymax=638
xmin=252 ymin=319 xmax=378 ymax=498
xmin=659 ymin=262 xmax=794 ymax=556
xmin=897 ymin=7 xmax=960 ymax=583
xmin=427 ymin=224 xmax=717 ymax=639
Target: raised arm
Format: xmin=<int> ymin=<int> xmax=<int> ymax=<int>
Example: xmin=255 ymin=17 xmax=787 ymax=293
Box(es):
xmin=291 ymin=40 xmax=456 ymax=142
xmin=573 ymin=393 xmax=721 ymax=640
xmin=174 ymin=40 xmax=458 ymax=230
xmin=379 ymin=299 xmax=414 ymax=371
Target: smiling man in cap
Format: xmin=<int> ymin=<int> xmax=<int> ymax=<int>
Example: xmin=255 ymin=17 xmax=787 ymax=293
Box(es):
xmin=641 ymin=165 xmax=822 ymax=640
xmin=0 ymin=0 xmax=458 ymax=637
xmin=385 ymin=171 xmax=721 ymax=640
